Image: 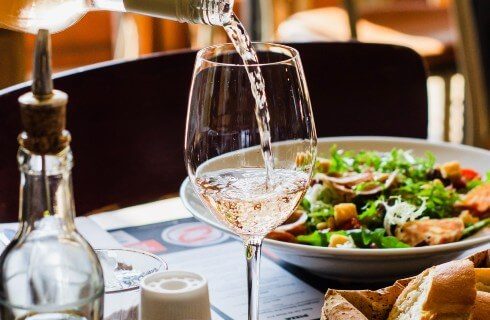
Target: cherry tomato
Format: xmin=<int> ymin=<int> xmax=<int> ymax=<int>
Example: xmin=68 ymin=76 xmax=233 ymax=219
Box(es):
xmin=461 ymin=168 xmax=480 ymax=181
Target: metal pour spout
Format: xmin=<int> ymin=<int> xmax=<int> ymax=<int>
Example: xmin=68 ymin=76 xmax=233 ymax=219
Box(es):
xmin=32 ymin=29 xmax=54 ymax=99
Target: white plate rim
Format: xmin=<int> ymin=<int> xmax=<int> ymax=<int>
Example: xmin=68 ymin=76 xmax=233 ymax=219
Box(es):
xmin=180 ymin=136 xmax=490 ymax=258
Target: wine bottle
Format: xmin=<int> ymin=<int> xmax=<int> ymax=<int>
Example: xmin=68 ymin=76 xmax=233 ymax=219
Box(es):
xmin=0 ymin=30 xmax=104 ymax=319
xmin=0 ymin=0 xmax=234 ymax=34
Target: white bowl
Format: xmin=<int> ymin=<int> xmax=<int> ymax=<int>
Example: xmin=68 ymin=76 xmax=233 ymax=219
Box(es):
xmin=180 ymin=137 xmax=490 ymax=282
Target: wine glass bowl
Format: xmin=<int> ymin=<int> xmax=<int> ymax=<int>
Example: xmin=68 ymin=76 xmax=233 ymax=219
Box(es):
xmin=194 ymin=149 xmax=311 ymax=237
xmin=185 ymin=42 xmax=316 ymax=319
xmin=186 ymin=43 xmax=316 ymax=237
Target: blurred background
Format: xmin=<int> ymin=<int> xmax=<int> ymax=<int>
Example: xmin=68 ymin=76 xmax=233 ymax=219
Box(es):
xmin=0 ymin=0 xmax=488 ymax=147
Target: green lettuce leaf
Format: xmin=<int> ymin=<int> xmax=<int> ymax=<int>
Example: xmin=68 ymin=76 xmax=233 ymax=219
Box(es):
xmin=348 ymin=228 xmax=410 ymax=249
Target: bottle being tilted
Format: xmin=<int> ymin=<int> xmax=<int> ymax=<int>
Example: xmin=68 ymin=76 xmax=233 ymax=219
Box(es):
xmin=0 ymin=0 xmax=234 ymax=34
xmin=0 ymin=30 xmax=104 ymax=320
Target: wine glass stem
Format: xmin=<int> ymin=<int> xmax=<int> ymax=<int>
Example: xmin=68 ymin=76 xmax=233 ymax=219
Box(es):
xmin=245 ymin=237 xmax=263 ymax=320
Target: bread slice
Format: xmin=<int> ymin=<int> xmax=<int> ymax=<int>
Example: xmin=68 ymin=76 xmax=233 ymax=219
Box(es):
xmin=388 ymin=260 xmax=476 ymax=320
xmin=470 ymin=291 xmax=490 ymax=320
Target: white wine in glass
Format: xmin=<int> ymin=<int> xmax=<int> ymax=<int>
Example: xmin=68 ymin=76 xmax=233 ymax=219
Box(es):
xmin=185 ymin=43 xmax=317 ymax=320
xmin=196 ymin=168 xmax=308 ymax=236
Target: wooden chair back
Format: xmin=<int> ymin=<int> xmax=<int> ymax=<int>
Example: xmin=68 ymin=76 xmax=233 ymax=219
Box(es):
xmin=0 ymin=30 xmax=25 ymax=89
xmin=0 ymin=42 xmax=427 ymax=222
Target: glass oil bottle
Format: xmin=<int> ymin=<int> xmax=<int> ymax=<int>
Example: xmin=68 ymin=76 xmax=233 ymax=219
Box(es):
xmin=0 ymin=30 xmax=104 ymax=320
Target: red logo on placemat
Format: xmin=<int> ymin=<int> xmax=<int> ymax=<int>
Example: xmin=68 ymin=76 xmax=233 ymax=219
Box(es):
xmin=162 ymin=222 xmax=228 ymax=247
xmin=125 ymin=240 xmax=166 ymax=254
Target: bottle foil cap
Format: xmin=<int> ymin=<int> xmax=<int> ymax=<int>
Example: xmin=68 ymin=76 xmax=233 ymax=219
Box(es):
xmin=140 ymin=271 xmax=211 ymax=320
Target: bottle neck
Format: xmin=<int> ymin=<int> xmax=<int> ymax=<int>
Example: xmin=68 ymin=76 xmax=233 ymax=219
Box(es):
xmin=17 ymin=147 xmax=76 ymax=231
xmin=93 ymin=0 xmax=234 ymax=26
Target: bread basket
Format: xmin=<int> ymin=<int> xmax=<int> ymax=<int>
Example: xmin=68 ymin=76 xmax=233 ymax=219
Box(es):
xmin=321 ymin=249 xmax=489 ymax=320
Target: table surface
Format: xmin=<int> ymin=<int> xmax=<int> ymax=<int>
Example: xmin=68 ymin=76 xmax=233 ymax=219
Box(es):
xmin=91 ymin=197 xmax=332 ymax=319
xmin=90 ymin=197 xmax=350 ymax=291
xmin=90 ymin=197 xmax=490 ymax=292
xmin=1 ymin=197 xmax=487 ymax=319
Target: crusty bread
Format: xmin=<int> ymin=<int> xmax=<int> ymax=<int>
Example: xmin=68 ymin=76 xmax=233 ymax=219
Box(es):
xmin=475 ymin=268 xmax=490 ymax=292
xmin=322 ymin=280 xmax=409 ymax=320
xmin=321 ymin=251 xmax=488 ymax=320
xmin=470 ymin=291 xmax=490 ymax=320
xmin=424 ymin=260 xmax=476 ymax=315
xmin=322 ymin=292 xmax=368 ymax=320
xmin=388 ymin=260 xmax=476 ymax=320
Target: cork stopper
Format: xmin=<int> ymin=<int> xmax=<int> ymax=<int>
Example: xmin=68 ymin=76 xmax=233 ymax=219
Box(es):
xmin=18 ymin=29 xmax=71 ymax=155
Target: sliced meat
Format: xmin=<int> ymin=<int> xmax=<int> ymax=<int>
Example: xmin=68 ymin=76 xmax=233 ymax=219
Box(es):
xmin=275 ymin=211 xmax=308 ymax=235
xmin=314 ymin=171 xmax=398 ymax=197
xmin=267 ymin=231 xmax=297 ymax=243
xmin=395 ymin=218 xmax=464 ymax=246
xmin=458 ymin=183 xmax=490 ymax=214
xmin=314 ymin=172 xmax=372 ymax=186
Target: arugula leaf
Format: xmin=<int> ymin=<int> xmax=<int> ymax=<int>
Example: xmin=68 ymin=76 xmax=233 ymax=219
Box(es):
xmin=348 ymin=228 xmax=410 ymax=249
xmin=328 ymin=145 xmax=352 ymax=174
xmin=380 ymin=236 xmax=411 ymax=248
xmin=309 ymin=201 xmax=334 ymax=217
xmin=347 ymin=229 xmax=370 ymax=248
xmin=307 ymin=209 xmax=334 ymax=228
xmin=378 ymin=150 xmax=434 ymax=182
xmin=301 ymin=198 xmax=311 ymax=211
xmin=366 ymin=228 xmax=386 ymax=246
xmin=358 ymin=197 xmax=385 ymax=228
xmin=465 ymin=179 xmax=483 ymax=192
xmin=427 ymin=151 xmax=436 ymax=165
xmin=486 ymin=171 xmax=490 ymax=182
xmin=323 ymin=147 xmax=434 ymax=181
xmin=297 ymin=230 xmax=348 ymax=247
xmin=348 ymin=228 xmax=382 ymax=248
xmin=297 ymin=231 xmax=328 ymax=246
xmin=303 ymin=199 xmax=335 ymax=229
xmin=393 ymin=180 xmax=459 ymax=218
xmin=352 ymin=150 xmax=382 ymax=172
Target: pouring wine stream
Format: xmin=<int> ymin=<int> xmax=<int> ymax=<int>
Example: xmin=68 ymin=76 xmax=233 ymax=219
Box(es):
xmin=224 ymin=13 xmax=275 ymax=185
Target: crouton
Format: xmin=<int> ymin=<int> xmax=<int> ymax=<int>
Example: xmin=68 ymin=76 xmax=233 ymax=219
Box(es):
xmin=334 ymin=203 xmax=358 ymax=226
xmin=329 ymin=234 xmax=350 ymax=247
xmin=441 ymin=161 xmax=461 ymax=179
xmin=316 ymin=157 xmax=331 ymax=173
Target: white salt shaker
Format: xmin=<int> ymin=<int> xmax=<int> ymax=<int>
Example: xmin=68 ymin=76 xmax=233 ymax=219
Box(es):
xmin=140 ymin=271 xmax=211 ymax=320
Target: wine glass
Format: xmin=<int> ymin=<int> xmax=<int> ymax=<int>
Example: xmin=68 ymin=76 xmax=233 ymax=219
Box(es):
xmin=185 ymin=43 xmax=317 ymax=320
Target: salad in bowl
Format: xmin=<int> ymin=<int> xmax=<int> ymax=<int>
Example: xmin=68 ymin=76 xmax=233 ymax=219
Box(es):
xmin=269 ymin=147 xmax=490 ymax=249
xmin=181 ymin=137 xmax=490 ymax=280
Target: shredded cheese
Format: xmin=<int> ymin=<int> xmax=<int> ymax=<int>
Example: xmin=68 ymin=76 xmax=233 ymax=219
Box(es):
xmin=382 ymin=197 xmax=427 ymax=235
